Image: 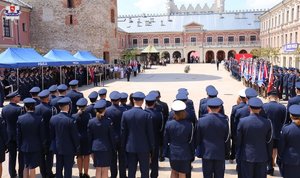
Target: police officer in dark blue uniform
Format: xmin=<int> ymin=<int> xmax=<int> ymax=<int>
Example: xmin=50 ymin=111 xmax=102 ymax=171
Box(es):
xmin=17 ymin=98 xmax=44 ymax=178
xmin=263 ymin=90 xmax=286 ymax=175
xmin=8 ymin=70 xmax=17 ymax=91
xmin=164 ymin=100 xmax=194 ymax=178
xmin=48 ymin=85 xmax=58 ymax=100
xmin=29 ymin=87 xmax=41 ymax=105
xmin=196 ymin=97 xmax=230 ymax=178
xmin=98 ymin=88 xmax=112 ymax=107
xmin=0 ymin=75 xmax=6 ymax=107
xmin=145 ymin=93 xmax=164 ymax=178
xmin=283 ymin=67 xmax=290 ymax=100
xmin=121 ymin=91 xmax=154 ymax=178
xmin=50 ymin=97 xmax=80 ymax=178
xmin=2 ymin=91 xmax=23 ymax=178
xmin=72 ymin=98 xmax=92 ymax=178
xmin=178 ymin=88 xmax=195 ymax=115
xmin=35 ymin=89 xmax=57 ymax=178
xmin=288 ymin=68 xmax=296 ymax=98
xmin=50 ymin=84 xmax=68 ymax=113
xmin=172 ymin=93 xmax=197 ymax=126
xmin=86 ymin=91 xmax=98 ymax=118
xmin=120 ymin=92 xmax=132 ymax=111
xmin=105 ymin=91 xmax=127 ymax=178
xmin=0 ymin=111 xmax=7 ymax=178
xmin=236 ymin=97 xmax=272 ymax=178
xmin=66 ymin=80 xmax=84 ymax=115
xmin=88 ymin=100 xmax=115 ymax=178
xmin=286 ymin=82 xmax=300 ymax=124
xmin=278 ymin=104 xmax=300 ymax=178
xmin=229 ymin=89 xmax=247 ymax=162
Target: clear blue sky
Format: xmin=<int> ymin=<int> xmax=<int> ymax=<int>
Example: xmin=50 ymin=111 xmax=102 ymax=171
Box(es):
xmin=118 ymin=0 xmax=282 ymax=15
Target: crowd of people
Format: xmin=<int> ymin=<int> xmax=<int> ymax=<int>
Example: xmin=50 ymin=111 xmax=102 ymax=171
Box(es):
xmin=0 ymin=77 xmax=299 ymax=178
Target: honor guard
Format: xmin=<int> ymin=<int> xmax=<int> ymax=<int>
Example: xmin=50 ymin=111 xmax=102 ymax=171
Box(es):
xmin=164 ymin=100 xmax=194 ymax=177
xmin=86 ymin=91 xmax=98 ymax=118
xmin=198 ymin=85 xmax=225 ymax=118
xmin=8 ymin=71 xmax=17 ymax=92
xmin=236 ymin=97 xmax=272 ymax=178
xmin=18 ymin=72 xmax=26 ymax=100
xmin=105 ymin=91 xmax=127 ymax=178
xmin=263 ymin=90 xmax=286 ymax=175
xmin=145 ymin=93 xmax=164 ymax=178
xmin=0 ymin=112 xmax=7 ymax=178
xmin=2 ymin=91 xmax=23 ymax=178
xmin=178 ymin=88 xmax=195 ymax=114
xmin=120 ymin=92 xmax=132 ymax=111
xmin=287 ymin=68 xmax=296 ymax=98
xmin=29 ymin=87 xmax=41 ymax=105
xmin=121 ymin=92 xmax=155 ymax=178
xmin=229 ymin=89 xmax=247 ymax=161
xmin=48 ymin=85 xmax=58 ymax=100
xmin=66 ymin=80 xmax=84 ymax=115
xmin=17 ymin=98 xmax=44 ymax=178
xmin=88 ymin=100 xmax=115 ymax=178
xmin=195 ymin=97 xmax=230 ymax=178
xmin=35 ymin=89 xmax=56 ymax=178
xmin=0 ymin=75 xmax=5 ymax=107
xmin=286 ymin=82 xmax=300 ymax=124
xmin=98 ymin=88 xmax=112 ymax=107
xmin=50 ymin=97 xmax=80 ymax=178
xmin=278 ymin=105 xmax=300 ymax=178
xmin=72 ymin=98 xmax=92 ymax=178
xmin=50 ymin=84 xmax=68 ymax=113
xmin=283 ymin=67 xmax=290 ymax=100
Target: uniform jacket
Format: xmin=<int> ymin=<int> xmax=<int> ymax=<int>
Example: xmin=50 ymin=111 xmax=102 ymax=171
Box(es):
xmin=105 ymin=104 xmax=125 ymax=142
xmin=286 ymin=95 xmax=300 ymax=124
xmin=50 ymin=95 xmax=65 ymax=113
xmin=72 ymin=111 xmax=92 ymax=140
xmin=199 ymin=98 xmax=225 ymax=118
xmin=230 ymin=102 xmax=246 ymax=138
xmin=121 ymin=107 xmax=155 ymax=153
xmin=283 ymin=73 xmax=290 ymax=87
xmin=0 ymin=118 xmax=7 ymax=152
xmin=66 ymin=90 xmax=84 ymax=114
xmin=86 ymin=103 xmax=96 ymax=118
xmin=2 ymin=103 xmax=22 ymax=142
xmin=145 ymin=108 xmax=164 ymax=148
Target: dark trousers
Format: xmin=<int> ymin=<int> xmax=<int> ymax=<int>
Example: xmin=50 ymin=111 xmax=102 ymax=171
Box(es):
xmin=56 ymin=154 xmax=74 ymax=178
xmin=40 ymin=151 xmax=54 ymax=177
xmin=284 ymin=86 xmax=289 ymax=99
xmin=127 ymin=152 xmax=150 ymax=178
xmin=283 ymin=164 xmax=300 ymax=178
xmin=0 ymin=92 xmax=4 ymax=107
xmin=230 ymin=138 xmax=236 ymax=160
xmin=289 ymin=87 xmax=296 ymax=98
xmin=111 ymin=144 xmax=127 ymax=178
xmin=150 ymin=148 xmax=159 ymax=178
xmin=126 ymin=74 xmax=130 ymax=81
xmin=240 ymin=161 xmax=267 ymax=178
xmin=8 ymin=141 xmax=24 ymax=178
xmin=202 ymin=159 xmax=225 ymax=178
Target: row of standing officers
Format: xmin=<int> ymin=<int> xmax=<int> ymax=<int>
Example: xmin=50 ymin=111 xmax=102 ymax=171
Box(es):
xmin=0 ymin=80 xmax=300 ymax=178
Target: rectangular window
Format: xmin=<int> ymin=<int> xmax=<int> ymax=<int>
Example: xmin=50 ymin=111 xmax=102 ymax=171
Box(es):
xmin=282 ymin=12 xmax=285 ymax=24
xmin=292 ymin=8 xmax=294 ymax=21
xmin=153 ymin=38 xmax=159 ymax=44
xmin=228 ymin=36 xmax=234 ymax=42
xmin=67 ymin=0 xmax=74 ymax=8
xmin=22 ymin=23 xmax=27 ymax=32
xmin=298 ymin=6 xmax=300 ymax=20
xmin=3 ymin=18 xmax=11 ymax=37
xmin=279 ymin=15 xmax=281 ymax=25
xmin=143 ymin=39 xmax=148 ymax=45
xmin=285 ymin=34 xmax=288 ymax=44
xmin=191 ymin=37 xmax=197 ymax=43
xmin=217 ymin=36 xmax=223 ymax=42
xmin=250 ymin=35 xmax=257 ymax=42
xmin=70 ymin=15 xmax=73 ymax=25
xmin=206 ymin=37 xmax=212 ymax=43
xmin=111 ymin=9 xmax=115 ymax=23
xmin=132 ymin=39 xmax=137 ymax=45
xmin=287 ymin=10 xmax=289 ymax=23
xmin=164 ymin=38 xmax=169 ymax=44
xmin=296 ymin=32 xmax=298 ymax=43
xmin=175 ymin=38 xmax=180 ymax=44
xmin=239 ymin=36 xmax=245 ymax=42
xmin=290 ymin=33 xmax=293 ymax=43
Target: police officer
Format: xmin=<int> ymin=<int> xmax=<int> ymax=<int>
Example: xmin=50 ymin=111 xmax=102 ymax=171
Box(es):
xmin=263 ymin=90 xmax=286 ymax=175
xmin=35 ymin=89 xmax=56 ymax=178
xmin=72 ymin=98 xmax=92 ymax=178
xmin=172 ymin=93 xmax=197 ymax=126
xmin=17 ymin=98 xmax=44 ymax=178
xmin=198 ymin=85 xmax=224 ymax=118
xmin=2 ymin=91 xmax=23 ymax=178
xmin=50 ymin=84 xmax=68 ymax=113
xmin=48 ymin=85 xmax=58 ymax=100
xmin=121 ymin=92 xmax=154 ymax=178
xmin=145 ymin=93 xmax=164 ymax=178
xmin=86 ymin=91 xmax=98 ymax=118
xmin=283 ymin=67 xmax=290 ymax=100
xmin=98 ymin=88 xmax=112 ymax=107
xmin=29 ymin=87 xmax=41 ymax=105
xmin=236 ymin=97 xmax=272 ymax=178
xmin=178 ymin=88 xmax=195 ymax=114
xmin=196 ymin=97 xmax=230 ymax=178
xmin=105 ymin=91 xmax=127 ymax=178
xmin=18 ymin=72 xmax=26 ymax=100
xmin=66 ymin=80 xmax=84 ymax=115
xmin=229 ymin=89 xmax=247 ymax=162
xmin=8 ymin=71 xmax=17 ymax=92
xmin=278 ymin=104 xmax=300 ymax=178
xmin=88 ymin=100 xmax=115 ymax=178
xmin=50 ymin=97 xmax=80 ymax=178
xmin=286 ymin=82 xmax=300 ymax=124
xmin=0 ymin=111 xmax=7 ymax=178
xmin=287 ymin=68 xmax=296 ymax=98
xmin=120 ymin=92 xmax=132 ymax=111
xmin=164 ymin=100 xmax=194 ymax=178
xmin=0 ymin=75 xmax=5 ymax=107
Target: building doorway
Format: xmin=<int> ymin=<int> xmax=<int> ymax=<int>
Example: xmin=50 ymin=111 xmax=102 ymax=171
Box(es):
xmin=217 ymin=50 xmax=225 ymax=62
xmin=103 ymin=51 xmax=110 ymax=63
xmin=205 ymin=51 xmax=215 ymax=63
xmin=161 ymin=51 xmax=170 ymax=63
xmin=173 ymin=51 xmax=182 ymax=62
xmin=239 ymin=49 xmax=248 ymax=54
xmin=228 ymin=50 xmax=236 ymax=59
xmin=187 ymin=51 xmax=199 ymax=63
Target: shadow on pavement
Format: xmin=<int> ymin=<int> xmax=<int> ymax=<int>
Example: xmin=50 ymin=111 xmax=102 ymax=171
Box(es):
xmin=133 ymin=73 xmax=222 ymax=82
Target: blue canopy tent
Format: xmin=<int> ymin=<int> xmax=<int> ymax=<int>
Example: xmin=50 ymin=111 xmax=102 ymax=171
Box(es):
xmin=74 ymin=51 xmax=105 ymax=85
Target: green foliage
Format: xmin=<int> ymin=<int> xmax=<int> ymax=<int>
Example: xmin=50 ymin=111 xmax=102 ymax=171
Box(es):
xmin=122 ymin=49 xmax=138 ymax=62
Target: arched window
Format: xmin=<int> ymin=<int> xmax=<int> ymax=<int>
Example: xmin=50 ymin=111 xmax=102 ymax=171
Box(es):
xmin=111 ymin=9 xmax=115 ymax=23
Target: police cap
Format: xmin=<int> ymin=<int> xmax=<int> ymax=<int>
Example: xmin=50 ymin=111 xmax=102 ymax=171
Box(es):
xmin=109 ymin=91 xmax=121 ymax=100
xmin=207 ymin=97 xmax=224 ymax=107
xmin=6 ymin=91 xmax=20 ymax=98
xmin=94 ymin=100 xmax=106 ymax=109
xmin=171 ymin=100 xmax=186 ymax=111
xmin=69 ymin=80 xmax=79 ymax=86
xmin=248 ymin=97 xmax=263 ymax=109
xmin=29 ymin=87 xmax=41 ymax=93
xmin=76 ymin=98 xmax=88 ymax=107
xmin=132 ymin=92 xmax=145 ymax=100
xmin=289 ymin=105 xmax=300 ymax=117
xmin=206 ymin=85 xmax=218 ymax=97
xmin=176 ymin=92 xmax=188 ymax=100
xmin=23 ymin=98 xmax=36 ymax=104
xmin=38 ymin=90 xmax=50 ymax=98
xmin=120 ymin=92 xmax=128 ymax=100
xmin=57 ymin=84 xmax=68 ymax=91
xmin=58 ymin=97 xmax=71 ymax=105
xmin=88 ymin=91 xmax=98 ymax=99
xmin=98 ymin=88 xmax=107 ymax=95
xmin=145 ymin=93 xmax=157 ymax=102
xmin=245 ymin=88 xmax=258 ymax=98
xmin=48 ymin=85 xmax=57 ymax=92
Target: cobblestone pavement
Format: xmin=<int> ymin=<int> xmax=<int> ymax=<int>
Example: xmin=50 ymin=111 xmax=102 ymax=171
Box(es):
xmin=2 ymin=64 xmax=281 ymax=177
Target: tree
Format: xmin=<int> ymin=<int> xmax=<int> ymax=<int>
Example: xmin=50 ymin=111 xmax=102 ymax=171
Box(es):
xmin=122 ymin=49 xmax=138 ymax=64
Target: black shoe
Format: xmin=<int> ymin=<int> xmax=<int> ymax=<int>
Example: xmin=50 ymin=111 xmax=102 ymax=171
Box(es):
xmin=79 ymin=173 xmax=84 ymax=178
xmin=83 ymin=174 xmax=90 ymax=178
xmin=267 ymin=169 xmax=274 ymax=176
xmin=159 ymin=157 xmax=165 ymax=162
